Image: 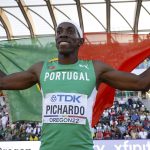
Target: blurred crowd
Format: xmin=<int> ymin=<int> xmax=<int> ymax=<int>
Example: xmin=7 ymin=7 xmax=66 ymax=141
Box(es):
xmin=93 ymin=97 xmax=150 ymax=140
xmin=0 ymin=92 xmax=149 ymax=141
xmin=0 ymin=93 xmax=41 ymax=141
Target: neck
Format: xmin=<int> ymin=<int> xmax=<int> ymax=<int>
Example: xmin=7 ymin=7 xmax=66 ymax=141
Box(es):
xmin=58 ymin=50 xmax=78 ymax=64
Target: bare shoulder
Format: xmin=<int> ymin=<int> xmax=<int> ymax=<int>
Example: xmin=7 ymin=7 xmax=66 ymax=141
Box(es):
xmin=92 ymin=60 xmax=114 ymax=77
xmin=27 ymin=61 xmax=44 ymax=78
xmin=28 ymin=61 xmax=44 ymax=70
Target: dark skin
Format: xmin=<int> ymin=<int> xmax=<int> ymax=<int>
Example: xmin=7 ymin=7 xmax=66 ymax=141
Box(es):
xmin=0 ymin=22 xmax=150 ymax=91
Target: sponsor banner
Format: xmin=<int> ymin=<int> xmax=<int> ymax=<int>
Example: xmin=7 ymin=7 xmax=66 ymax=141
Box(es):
xmin=0 ymin=140 xmax=150 ymax=150
xmin=93 ymin=140 xmax=150 ymax=150
xmin=0 ymin=141 xmax=40 ymax=150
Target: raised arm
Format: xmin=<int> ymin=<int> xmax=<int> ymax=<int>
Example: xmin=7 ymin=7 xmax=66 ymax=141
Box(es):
xmin=94 ymin=60 xmax=150 ymax=91
xmin=0 ymin=62 xmax=43 ymax=90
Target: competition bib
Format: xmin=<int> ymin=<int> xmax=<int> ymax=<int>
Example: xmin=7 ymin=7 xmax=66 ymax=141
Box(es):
xmin=42 ymin=93 xmax=88 ymax=125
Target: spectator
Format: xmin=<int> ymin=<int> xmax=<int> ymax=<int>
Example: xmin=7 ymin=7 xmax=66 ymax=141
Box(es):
xmin=123 ymin=108 xmax=130 ymax=121
xmin=144 ymin=122 xmax=150 ymax=131
xmin=131 ymin=112 xmax=140 ymax=122
xmin=139 ymin=128 xmax=148 ymax=139
xmin=29 ymin=133 xmax=39 ymax=141
xmin=128 ymin=97 xmax=133 ymax=108
xmin=4 ymin=125 xmax=12 ymax=141
xmin=0 ymin=134 xmax=4 ymax=141
xmin=147 ymin=132 xmax=150 ymax=139
xmin=26 ymin=124 xmax=33 ymax=137
xmin=1 ymin=112 xmax=9 ymax=130
xmin=96 ymin=123 xmax=104 ymax=140
xmin=130 ymin=129 xmax=139 ymax=139
xmin=110 ymin=117 xmax=118 ymax=126
xmin=92 ymin=126 xmax=97 ymax=139
xmin=0 ymin=96 xmax=6 ymax=107
xmin=19 ymin=129 xmax=27 ymax=141
xmin=103 ymin=110 xmax=109 ymax=118
xmin=139 ymin=112 xmax=146 ymax=121
xmin=0 ymin=94 xmax=149 ymax=142
xmin=0 ymin=115 xmax=3 ymax=130
xmin=117 ymin=112 xmax=125 ymax=122
xmin=111 ymin=124 xmax=121 ymax=139
xmin=117 ymin=121 xmax=126 ymax=138
xmin=103 ymin=122 xmax=111 ymax=131
xmin=143 ymin=118 xmax=149 ymax=129
xmin=123 ymin=130 xmax=131 ymax=140
xmin=109 ymin=108 xmax=116 ymax=117
xmin=103 ymin=128 xmax=112 ymax=140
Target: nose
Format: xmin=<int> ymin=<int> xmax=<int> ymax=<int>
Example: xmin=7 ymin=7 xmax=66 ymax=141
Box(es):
xmin=59 ymin=29 xmax=69 ymax=38
xmin=59 ymin=34 xmax=68 ymax=39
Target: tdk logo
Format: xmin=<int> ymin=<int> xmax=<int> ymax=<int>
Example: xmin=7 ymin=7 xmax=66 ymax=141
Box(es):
xmin=50 ymin=94 xmax=81 ymax=103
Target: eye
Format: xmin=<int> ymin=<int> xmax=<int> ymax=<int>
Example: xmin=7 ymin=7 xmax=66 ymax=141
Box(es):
xmin=56 ymin=28 xmax=62 ymax=35
xmin=67 ymin=28 xmax=75 ymax=35
xmin=56 ymin=30 xmax=61 ymax=35
xmin=67 ymin=30 xmax=72 ymax=35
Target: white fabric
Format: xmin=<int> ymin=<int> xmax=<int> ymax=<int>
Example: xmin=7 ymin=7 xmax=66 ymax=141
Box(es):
xmin=42 ymin=92 xmax=88 ymax=125
xmin=57 ymin=20 xmax=83 ymax=38
xmin=139 ymin=131 xmax=148 ymax=139
xmin=1 ymin=115 xmax=8 ymax=129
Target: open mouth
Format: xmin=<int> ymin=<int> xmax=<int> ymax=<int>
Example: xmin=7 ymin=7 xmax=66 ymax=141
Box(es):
xmin=59 ymin=41 xmax=69 ymax=45
xmin=57 ymin=38 xmax=71 ymax=44
xmin=58 ymin=40 xmax=71 ymax=47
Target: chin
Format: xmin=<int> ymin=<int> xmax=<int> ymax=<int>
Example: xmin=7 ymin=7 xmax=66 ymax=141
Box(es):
xmin=58 ymin=46 xmax=72 ymax=54
xmin=59 ymin=49 xmax=72 ymax=55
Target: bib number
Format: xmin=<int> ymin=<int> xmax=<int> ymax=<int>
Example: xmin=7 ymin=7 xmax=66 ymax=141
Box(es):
xmin=42 ymin=93 xmax=88 ymax=125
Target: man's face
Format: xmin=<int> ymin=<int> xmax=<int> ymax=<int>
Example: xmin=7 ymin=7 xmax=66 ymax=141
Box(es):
xmin=55 ymin=22 xmax=83 ymax=54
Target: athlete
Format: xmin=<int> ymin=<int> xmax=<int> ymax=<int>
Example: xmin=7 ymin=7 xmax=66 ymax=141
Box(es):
xmin=0 ymin=20 xmax=150 ymax=150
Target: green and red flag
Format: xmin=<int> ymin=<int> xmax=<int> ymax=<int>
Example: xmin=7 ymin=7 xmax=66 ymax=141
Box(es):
xmin=0 ymin=33 xmax=150 ymax=126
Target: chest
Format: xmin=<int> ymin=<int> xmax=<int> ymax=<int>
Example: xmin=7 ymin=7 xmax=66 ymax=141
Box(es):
xmin=40 ymin=60 xmax=96 ymax=96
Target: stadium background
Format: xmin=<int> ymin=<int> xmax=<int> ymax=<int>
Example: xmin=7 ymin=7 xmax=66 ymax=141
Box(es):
xmin=0 ymin=0 xmax=150 ymax=149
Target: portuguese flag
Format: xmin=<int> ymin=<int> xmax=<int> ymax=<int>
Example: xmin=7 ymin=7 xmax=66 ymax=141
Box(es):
xmin=0 ymin=33 xmax=150 ymax=126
